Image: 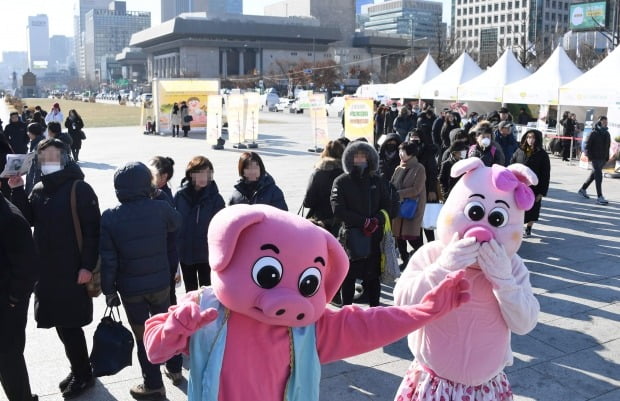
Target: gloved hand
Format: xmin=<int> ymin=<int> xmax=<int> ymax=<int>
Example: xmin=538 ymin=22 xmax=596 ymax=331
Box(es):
xmin=170 ymin=302 xmax=218 ymax=334
xmin=477 ymin=239 xmax=513 ymax=283
xmin=418 ymin=269 xmax=471 ymax=315
xmin=436 ymin=232 xmax=480 ymax=271
xmin=363 ymin=217 xmax=379 ymax=236
xmin=105 ymin=292 xmax=121 ymax=307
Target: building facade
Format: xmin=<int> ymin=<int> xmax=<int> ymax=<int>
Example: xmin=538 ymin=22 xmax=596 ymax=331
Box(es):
xmin=451 ymin=0 xmax=573 ymax=66
xmin=27 ymin=15 xmax=50 ymax=72
xmin=74 ymin=0 xmax=112 ymax=79
xmin=84 ymin=1 xmax=150 ymax=81
xmin=161 ymin=0 xmax=242 ymax=22
xmin=50 ymin=35 xmax=74 ymax=72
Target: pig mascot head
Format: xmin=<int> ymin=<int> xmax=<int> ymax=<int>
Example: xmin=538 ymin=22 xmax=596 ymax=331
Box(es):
xmin=207 ymin=204 xmax=350 ymax=327
xmin=438 ymin=158 xmax=539 ymax=257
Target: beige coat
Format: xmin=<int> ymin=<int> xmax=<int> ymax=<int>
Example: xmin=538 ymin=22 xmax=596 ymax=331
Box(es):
xmin=390 ymin=157 xmax=426 ymax=239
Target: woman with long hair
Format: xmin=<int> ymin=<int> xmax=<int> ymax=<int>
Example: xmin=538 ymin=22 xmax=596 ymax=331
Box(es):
xmin=65 ymin=109 xmax=84 ymax=162
xmin=229 ymin=152 xmax=287 ymax=210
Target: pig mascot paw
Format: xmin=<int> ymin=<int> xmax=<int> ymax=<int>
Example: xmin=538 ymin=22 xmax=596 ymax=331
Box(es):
xmin=419 ymin=270 xmax=471 ymax=315
xmin=437 ymin=233 xmax=481 ymax=271
xmin=478 ymin=239 xmax=513 ymax=282
xmin=171 ymin=302 xmax=218 ymax=334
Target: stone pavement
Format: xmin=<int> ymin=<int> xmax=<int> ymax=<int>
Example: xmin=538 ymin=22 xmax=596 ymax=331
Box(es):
xmin=1 ymin=104 xmax=619 ymax=401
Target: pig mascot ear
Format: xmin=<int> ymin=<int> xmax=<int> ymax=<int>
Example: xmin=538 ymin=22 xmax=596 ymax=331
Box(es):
xmin=322 ymin=232 xmax=350 ymax=302
xmin=451 ymin=157 xmax=485 ymax=178
xmin=507 ymin=163 xmax=539 ymax=187
xmin=208 ymin=205 xmax=266 ymax=272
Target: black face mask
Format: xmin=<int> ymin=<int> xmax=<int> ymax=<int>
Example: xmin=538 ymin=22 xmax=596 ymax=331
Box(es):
xmin=384 ymin=143 xmax=398 ymax=153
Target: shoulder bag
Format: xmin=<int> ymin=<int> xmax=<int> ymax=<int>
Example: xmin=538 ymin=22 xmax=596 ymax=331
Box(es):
xmin=90 ymin=307 xmax=134 ymax=377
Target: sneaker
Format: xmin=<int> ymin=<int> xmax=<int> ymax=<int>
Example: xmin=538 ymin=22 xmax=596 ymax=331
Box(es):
xmin=523 ymin=226 xmax=532 ymax=237
xmin=62 ymin=375 xmax=95 ymax=399
xmin=597 ymin=196 xmax=609 ymax=205
xmin=578 ymin=188 xmax=590 ymax=199
xmin=59 ymin=372 xmax=73 ymax=392
xmin=164 ymin=368 xmax=183 ymax=385
xmin=130 ymin=384 xmax=166 ymax=400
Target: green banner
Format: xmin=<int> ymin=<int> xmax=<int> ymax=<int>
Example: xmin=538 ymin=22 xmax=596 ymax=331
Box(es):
xmin=570 ymin=2 xmax=607 ymax=31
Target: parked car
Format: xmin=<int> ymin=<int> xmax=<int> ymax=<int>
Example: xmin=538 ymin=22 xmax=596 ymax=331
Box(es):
xmin=326 ymin=96 xmax=345 ymax=117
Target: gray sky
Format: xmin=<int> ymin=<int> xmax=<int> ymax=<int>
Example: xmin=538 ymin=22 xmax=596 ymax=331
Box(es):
xmin=0 ymin=0 xmax=450 ymax=55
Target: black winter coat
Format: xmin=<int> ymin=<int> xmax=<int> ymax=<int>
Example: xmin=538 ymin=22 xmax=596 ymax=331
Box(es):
xmin=511 ymin=132 xmax=551 ymax=197
xmin=393 ymin=115 xmax=414 ymax=141
xmin=4 ymin=121 xmax=28 ymax=154
xmin=100 ymin=162 xmax=182 ymax=298
xmin=154 ymin=186 xmax=179 ymax=275
xmin=303 ymin=158 xmax=343 ymax=231
xmin=417 ymin=143 xmax=439 ymax=197
xmin=438 ymin=156 xmax=462 ymax=200
xmin=383 ymin=109 xmax=399 ymax=135
xmin=174 ymin=181 xmax=225 ymax=265
xmin=25 ymin=135 xmax=45 ymax=195
xmin=230 ymin=173 xmax=288 ymax=211
xmin=416 ymin=113 xmax=435 ymax=140
xmin=585 ymin=124 xmax=611 ymax=161
xmin=0 ymin=194 xmax=38 ymax=305
xmin=10 ymin=163 xmax=100 ymax=328
xmin=378 ymin=133 xmax=403 ymax=180
xmin=65 ymin=116 xmax=84 ymax=149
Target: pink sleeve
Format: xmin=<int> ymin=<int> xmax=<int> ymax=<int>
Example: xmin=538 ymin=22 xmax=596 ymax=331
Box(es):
xmin=144 ymin=291 xmax=202 ymax=364
xmin=316 ymin=302 xmax=443 ymax=364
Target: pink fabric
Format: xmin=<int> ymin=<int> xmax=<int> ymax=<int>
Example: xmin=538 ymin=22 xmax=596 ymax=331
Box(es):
xmin=491 ymin=165 xmax=535 ymax=211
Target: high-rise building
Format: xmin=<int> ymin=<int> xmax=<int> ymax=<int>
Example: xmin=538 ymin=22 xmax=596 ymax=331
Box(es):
xmin=451 ymin=0 xmax=574 ymax=65
xmin=74 ymin=0 xmax=112 ymax=78
xmin=356 ymin=0 xmax=375 ymax=14
xmin=84 ymin=1 xmax=150 ymax=81
xmin=27 ymin=15 xmax=50 ymax=72
xmin=161 ymin=0 xmax=243 ymax=22
xmin=50 ymin=35 xmax=74 ymax=71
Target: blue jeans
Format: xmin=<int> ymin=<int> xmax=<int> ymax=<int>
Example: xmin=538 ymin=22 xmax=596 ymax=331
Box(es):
xmin=582 ymin=159 xmax=606 ymax=197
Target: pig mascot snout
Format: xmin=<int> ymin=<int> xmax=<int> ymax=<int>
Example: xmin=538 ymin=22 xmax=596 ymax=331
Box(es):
xmin=394 ymin=158 xmax=540 ymax=401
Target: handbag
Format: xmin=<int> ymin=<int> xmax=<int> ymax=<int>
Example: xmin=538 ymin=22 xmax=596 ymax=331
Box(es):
xmin=379 ymin=210 xmax=400 ymax=283
xmin=342 ymin=227 xmax=371 ymax=261
xmin=399 ymin=198 xmax=418 ymax=219
xmin=183 ymin=115 xmax=193 ymax=123
xmin=422 ymin=203 xmax=443 ymax=230
xmin=90 ymin=307 xmax=134 ymax=377
xmin=71 ymin=180 xmax=102 ymax=297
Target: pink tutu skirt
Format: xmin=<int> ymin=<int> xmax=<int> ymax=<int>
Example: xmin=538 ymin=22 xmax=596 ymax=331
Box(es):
xmin=394 ymin=361 xmax=513 ymax=401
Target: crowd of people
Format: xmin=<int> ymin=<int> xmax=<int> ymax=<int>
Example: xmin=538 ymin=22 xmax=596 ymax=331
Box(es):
xmin=0 ymin=99 xmax=613 ymax=401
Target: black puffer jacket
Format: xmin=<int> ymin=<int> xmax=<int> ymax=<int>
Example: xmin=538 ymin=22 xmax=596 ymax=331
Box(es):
xmin=303 ymin=157 xmax=343 ymax=232
xmin=229 ymin=173 xmax=288 ymax=211
xmin=3 ymin=121 xmax=28 ymax=154
xmin=585 ymin=123 xmax=611 ymax=161
xmin=10 ymin=162 xmax=100 ymax=328
xmin=100 ymin=162 xmax=182 ymax=297
xmin=174 ymin=181 xmax=225 ymax=265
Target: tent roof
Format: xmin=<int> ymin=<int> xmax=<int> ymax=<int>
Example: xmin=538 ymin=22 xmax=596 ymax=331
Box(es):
xmin=389 ymin=54 xmax=442 ymax=99
xmin=559 ymin=46 xmax=620 ymax=107
xmin=457 ymin=50 xmax=531 ymax=102
xmin=503 ymin=46 xmax=582 ymax=105
xmin=419 ymin=52 xmax=482 ymax=100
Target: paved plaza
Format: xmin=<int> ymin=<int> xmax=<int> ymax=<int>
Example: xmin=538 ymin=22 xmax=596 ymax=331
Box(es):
xmin=1 ymin=104 xmax=619 ymax=401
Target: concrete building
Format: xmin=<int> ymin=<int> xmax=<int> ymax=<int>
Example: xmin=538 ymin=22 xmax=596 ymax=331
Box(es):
xmin=161 ymin=0 xmax=243 ymax=22
xmin=27 ymin=15 xmax=50 ymax=72
xmin=356 ymin=0 xmax=375 ymax=14
xmin=84 ymin=1 xmax=150 ymax=82
xmin=451 ymin=0 xmax=575 ymax=65
xmin=50 ymin=35 xmax=74 ymax=72
xmin=74 ymin=0 xmax=112 ymax=79
xmin=0 ymin=52 xmax=29 ymax=89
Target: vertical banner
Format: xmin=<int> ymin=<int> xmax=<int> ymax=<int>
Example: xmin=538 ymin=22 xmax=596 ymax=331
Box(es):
xmin=344 ymin=97 xmax=374 ymax=142
xmin=206 ymin=95 xmax=223 ymax=145
xmin=607 ymin=103 xmax=620 ymax=172
xmin=227 ymin=94 xmax=245 ymax=144
xmin=243 ymin=92 xmax=261 ymax=143
xmin=309 ymin=93 xmax=329 ymax=148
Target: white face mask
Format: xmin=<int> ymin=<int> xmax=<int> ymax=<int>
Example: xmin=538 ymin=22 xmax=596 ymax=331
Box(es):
xmin=480 ymin=138 xmax=491 ymax=148
xmin=459 ymin=150 xmax=468 ymax=159
xmin=391 ymin=106 xmax=397 ymax=111
xmin=40 ymin=163 xmax=62 ymax=175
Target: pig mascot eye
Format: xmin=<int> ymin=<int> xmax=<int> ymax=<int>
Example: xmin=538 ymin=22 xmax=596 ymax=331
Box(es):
xmin=298 ymin=267 xmax=322 ymax=297
xmin=252 ymin=257 xmax=283 ymax=289
xmin=488 ymin=207 xmax=509 ymax=228
xmin=464 ymin=201 xmax=485 ymax=221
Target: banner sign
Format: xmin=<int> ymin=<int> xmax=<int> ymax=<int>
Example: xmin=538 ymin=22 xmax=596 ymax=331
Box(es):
xmin=344 ymin=97 xmax=374 ymax=142
xmin=227 ymin=94 xmax=245 ymax=144
xmin=570 ymin=2 xmax=607 ymax=31
xmin=243 ymin=92 xmax=261 ymax=143
xmin=206 ymin=95 xmax=223 ymax=145
xmin=309 ymin=93 xmax=329 ymax=147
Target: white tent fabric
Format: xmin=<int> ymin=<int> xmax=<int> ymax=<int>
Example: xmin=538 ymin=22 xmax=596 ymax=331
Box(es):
xmin=503 ymin=46 xmax=582 ymax=105
xmin=389 ymin=54 xmax=442 ymax=99
xmin=559 ymin=46 xmax=620 ymax=107
xmin=419 ymin=53 xmax=482 ymax=100
xmin=355 ymin=84 xmax=394 ymax=101
xmin=457 ymin=50 xmax=531 ymax=102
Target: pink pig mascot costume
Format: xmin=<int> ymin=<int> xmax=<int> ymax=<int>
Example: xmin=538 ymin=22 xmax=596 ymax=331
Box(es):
xmin=394 ymin=158 xmax=540 ymax=401
xmin=144 ymin=204 xmax=471 ymax=401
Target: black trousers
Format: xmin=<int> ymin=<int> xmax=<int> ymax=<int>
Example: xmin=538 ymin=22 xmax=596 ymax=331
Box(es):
xmin=56 ymin=326 xmax=91 ymax=380
xmin=397 ymin=238 xmax=417 ymax=265
xmin=410 ymin=228 xmax=435 ymax=253
xmin=561 ymin=138 xmax=573 ymax=159
xmin=0 ymin=299 xmax=34 ymax=401
xmin=122 ymin=288 xmax=182 ymax=389
xmin=171 ymin=125 xmax=179 ymax=136
xmin=341 ymin=253 xmax=381 ymax=307
xmin=180 ymin=262 xmax=211 ymax=292
xmin=582 ymin=159 xmax=606 ymax=197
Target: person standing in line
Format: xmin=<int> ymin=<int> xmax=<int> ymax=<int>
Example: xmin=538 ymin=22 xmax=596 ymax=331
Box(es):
xmin=438 ymin=141 xmax=469 ymax=200
xmin=174 ymin=156 xmax=225 ymax=292
xmin=169 ymin=103 xmax=181 ymax=138
xmin=180 ymin=101 xmax=190 ymax=137
xmin=47 ymin=122 xmax=73 ymax=153
xmin=494 ymin=121 xmax=519 ymax=167
xmin=373 ymin=105 xmax=386 ymax=146
xmin=34 ymin=105 xmax=48 ymax=119
xmin=229 ymin=152 xmax=288 ymax=210
xmin=8 ymin=139 xmax=100 ymax=399
xmin=393 ymin=107 xmax=414 ymax=142
xmin=377 ymin=133 xmax=403 ymax=181
xmin=100 ymin=162 xmax=184 ymax=399
xmin=65 ymin=110 xmax=84 ymax=162
xmin=511 ymin=129 xmax=551 ymax=237
xmin=383 ymin=102 xmax=399 ymax=135
xmin=24 ymin=123 xmax=46 ymax=195
xmin=0 ymin=186 xmax=39 ymax=401
xmin=468 ymin=125 xmax=506 ymax=167
xmin=4 ymin=112 xmax=28 ymax=154
xmin=579 ymin=116 xmax=611 ymax=205
xmin=31 ymin=111 xmax=47 ymax=132
xmin=45 ymin=103 xmax=64 ymax=125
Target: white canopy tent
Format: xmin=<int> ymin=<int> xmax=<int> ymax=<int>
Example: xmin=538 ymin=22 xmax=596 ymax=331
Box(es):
xmin=458 ymin=50 xmax=531 ymax=102
xmin=389 ymin=54 xmax=442 ymax=99
xmin=354 ymin=84 xmax=394 ymax=101
xmin=419 ymin=53 xmax=482 ymax=100
xmin=559 ymin=46 xmax=620 ymax=107
xmin=503 ymin=45 xmax=582 ymax=105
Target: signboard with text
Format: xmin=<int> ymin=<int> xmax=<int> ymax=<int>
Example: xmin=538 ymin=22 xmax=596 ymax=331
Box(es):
xmin=344 ymin=97 xmax=374 ymax=142
xmin=570 ymin=2 xmax=608 ymax=31
xmin=309 ymin=93 xmax=329 ymax=147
